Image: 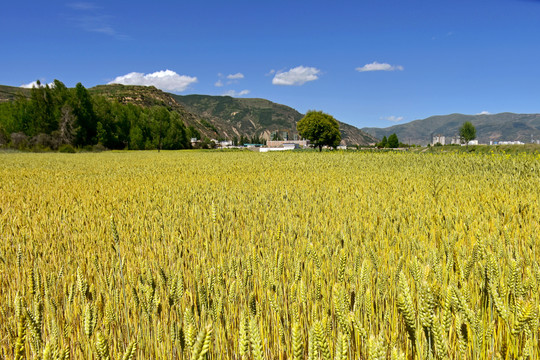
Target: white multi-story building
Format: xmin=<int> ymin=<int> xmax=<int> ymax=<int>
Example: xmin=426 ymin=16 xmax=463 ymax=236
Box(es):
xmin=432 ymin=134 xmax=445 ymax=145
xmin=450 ymin=136 xmax=461 ymax=145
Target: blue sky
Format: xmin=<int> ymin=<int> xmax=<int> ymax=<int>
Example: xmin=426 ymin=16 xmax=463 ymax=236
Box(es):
xmin=2 ymin=0 xmax=540 ymax=128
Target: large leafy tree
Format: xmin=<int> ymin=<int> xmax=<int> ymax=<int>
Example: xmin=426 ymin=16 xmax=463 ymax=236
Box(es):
xmin=387 ymin=133 xmax=399 ymax=148
xmin=459 ymin=121 xmax=476 ymax=146
xmin=296 ymin=110 xmax=341 ymax=151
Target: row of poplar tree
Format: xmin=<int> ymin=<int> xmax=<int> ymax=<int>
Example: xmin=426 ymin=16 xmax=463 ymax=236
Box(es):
xmin=0 ymin=80 xmax=200 ymax=151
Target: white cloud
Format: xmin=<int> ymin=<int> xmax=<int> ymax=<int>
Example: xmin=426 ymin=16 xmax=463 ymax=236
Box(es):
xmin=226 ymin=73 xmax=244 ymax=80
xmin=108 ymin=70 xmax=198 ymax=92
xmin=272 ymin=66 xmax=320 ymax=86
xmin=66 ymin=3 xmax=126 ymax=39
xmin=223 ymin=89 xmax=250 ymax=97
xmin=356 ymin=62 xmax=404 ymax=72
xmin=381 ymin=115 xmax=404 ymax=122
xmin=20 ymin=80 xmax=54 ymax=88
xmin=266 ymin=69 xmax=276 ymax=76
xmin=216 ymin=72 xmax=244 ymax=86
xmin=477 ymin=111 xmax=491 ymax=115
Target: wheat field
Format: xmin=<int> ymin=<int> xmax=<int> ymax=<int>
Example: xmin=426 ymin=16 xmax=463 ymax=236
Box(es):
xmin=1 ymin=150 xmax=539 ymax=359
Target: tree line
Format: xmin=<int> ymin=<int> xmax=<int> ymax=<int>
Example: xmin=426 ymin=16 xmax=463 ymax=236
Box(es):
xmin=0 ymin=80 xmax=201 ymax=151
xmin=376 ymin=133 xmax=405 ymax=148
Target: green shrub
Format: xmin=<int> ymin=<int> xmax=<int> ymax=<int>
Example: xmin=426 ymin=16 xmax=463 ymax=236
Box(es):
xmin=58 ymin=144 xmax=76 ymax=153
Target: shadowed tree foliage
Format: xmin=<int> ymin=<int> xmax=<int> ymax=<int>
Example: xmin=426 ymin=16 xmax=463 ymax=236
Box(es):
xmin=296 ymin=110 xmax=341 ymax=151
xmin=72 ymin=83 xmax=97 ymax=146
xmin=387 ymin=133 xmax=399 ymax=148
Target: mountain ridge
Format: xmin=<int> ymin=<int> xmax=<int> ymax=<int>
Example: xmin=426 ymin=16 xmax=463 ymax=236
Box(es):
xmin=362 ymin=113 xmax=540 ymax=145
xmin=171 ymin=93 xmax=378 ymax=145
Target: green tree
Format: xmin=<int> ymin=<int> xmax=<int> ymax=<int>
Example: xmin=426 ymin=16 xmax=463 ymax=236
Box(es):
xmin=151 ymin=106 xmax=171 ymax=151
xmin=296 ymin=110 xmax=341 ymax=151
xmin=459 ymin=121 xmax=476 ymax=143
xmin=387 ymin=133 xmax=399 ymax=148
xmin=129 ymin=125 xmax=144 ymax=150
xmin=162 ymin=112 xmax=189 ymax=149
xmin=71 ymin=83 xmax=96 ymax=146
xmin=240 ymin=134 xmax=249 ymax=146
xmin=187 ymin=126 xmax=201 ymax=141
xmin=115 ymin=103 xmax=140 ymax=149
xmin=0 ymin=101 xmax=21 ymax=135
xmin=459 ymin=121 xmax=476 ymax=146
xmin=28 ymin=81 xmax=56 ymax=135
xmin=251 ymin=134 xmax=264 ymax=144
xmin=92 ymin=97 xmax=118 ymax=148
xmin=50 ymin=80 xmax=71 ymax=122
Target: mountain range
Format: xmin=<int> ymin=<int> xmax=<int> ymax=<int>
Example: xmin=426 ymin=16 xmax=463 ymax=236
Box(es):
xmin=4 ymin=83 xmax=540 ymax=146
xmin=362 ymin=113 xmax=540 ymax=145
xmin=170 ymin=93 xmax=377 ymax=145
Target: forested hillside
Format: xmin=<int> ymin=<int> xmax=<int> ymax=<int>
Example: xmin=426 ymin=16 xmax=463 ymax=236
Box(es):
xmin=0 ymin=81 xmax=196 ymax=150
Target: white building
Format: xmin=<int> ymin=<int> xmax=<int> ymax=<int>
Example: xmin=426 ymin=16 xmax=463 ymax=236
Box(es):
xmin=450 ymin=136 xmax=461 ymax=145
xmin=490 ymin=140 xmax=525 ymax=145
xmin=432 ymin=134 xmax=445 ymax=145
xmin=266 ymin=140 xmax=309 ymax=148
xmin=219 ymin=140 xmax=233 ymax=148
xmin=260 ymin=143 xmax=301 ymax=152
xmin=260 ymin=147 xmax=295 ymax=152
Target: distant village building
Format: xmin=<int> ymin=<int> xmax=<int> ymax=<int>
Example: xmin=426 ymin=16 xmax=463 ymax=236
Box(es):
xmin=270 ymin=130 xmax=296 ymax=141
xmin=260 ymin=146 xmax=295 ymax=152
xmin=450 ymin=136 xmax=461 ymax=145
xmin=219 ymin=140 xmax=233 ymax=148
xmin=266 ymin=140 xmax=310 ymax=148
xmin=282 ymin=143 xmax=300 ymax=149
xmin=432 ymin=134 xmax=445 ymax=145
xmin=260 ymin=139 xmax=310 ymax=152
xmin=490 ymin=140 xmax=525 ymax=145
